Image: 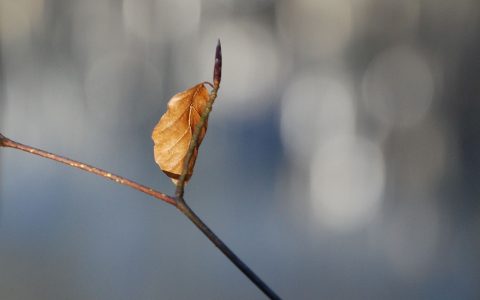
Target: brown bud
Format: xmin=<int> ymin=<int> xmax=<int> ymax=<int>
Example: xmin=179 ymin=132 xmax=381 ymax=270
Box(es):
xmin=213 ymin=39 xmax=222 ymax=89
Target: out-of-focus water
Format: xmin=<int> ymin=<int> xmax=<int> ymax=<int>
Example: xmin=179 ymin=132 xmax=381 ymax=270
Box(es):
xmin=1 ymin=0 xmax=479 ymax=299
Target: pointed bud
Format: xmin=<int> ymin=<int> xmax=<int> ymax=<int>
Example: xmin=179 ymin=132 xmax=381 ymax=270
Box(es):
xmin=213 ymin=39 xmax=222 ymax=89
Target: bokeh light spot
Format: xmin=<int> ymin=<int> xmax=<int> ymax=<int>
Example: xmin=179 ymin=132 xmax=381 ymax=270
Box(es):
xmin=0 ymin=0 xmax=44 ymax=43
xmin=276 ymin=0 xmax=352 ymax=60
xmin=361 ymin=45 xmax=435 ymax=129
xmin=310 ymin=136 xmax=385 ymax=231
xmin=280 ymin=71 xmax=355 ymax=168
xmin=123 ymin=0 xmax=201 ymax=42
xmin=196 ymin=19 xmax=280 ymax=120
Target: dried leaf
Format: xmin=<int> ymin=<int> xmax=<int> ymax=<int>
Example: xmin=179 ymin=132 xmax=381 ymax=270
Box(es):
xmin=152 ymin=83 xmax=210 ymax=184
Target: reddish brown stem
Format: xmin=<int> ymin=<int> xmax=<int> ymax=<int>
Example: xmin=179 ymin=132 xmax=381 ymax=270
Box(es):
xmin=175 ymin=40 xmax=222 ymax=198
xmin=0 ymin=134 xmax=281 ymax=299
xmin=0 ymin=41 xmax=281 ymax=299
xmin=213 ymin=39 xmax=222 ymax=89
xmin=0 ymin=135 xmax=176 ymax=206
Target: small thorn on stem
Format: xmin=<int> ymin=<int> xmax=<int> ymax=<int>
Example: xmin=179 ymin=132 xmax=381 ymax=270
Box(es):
xmin=213 ymin=39 xmax=222 ymax=89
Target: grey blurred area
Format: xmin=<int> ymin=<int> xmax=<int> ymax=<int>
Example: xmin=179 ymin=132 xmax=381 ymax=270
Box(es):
xmin=1 ymin=0 xmax=479 ymax=299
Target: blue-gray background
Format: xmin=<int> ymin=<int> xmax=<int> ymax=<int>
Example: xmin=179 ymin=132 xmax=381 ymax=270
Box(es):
xmin=1 ymin=0 xmax=479 ymax=299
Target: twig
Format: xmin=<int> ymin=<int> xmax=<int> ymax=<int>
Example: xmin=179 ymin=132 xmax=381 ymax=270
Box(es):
xmin=173 ymin=40 xmax=280 ymax=299
xmin=0 ymin=134 xmax=281 ymax=299
xmin=175 ymin=40 xmax=222 ymax=199
xmin=176 ymin=201 xmax=281 ymax=300
xmin=0 ymin=134 xmax=176 ymax=206
xmin=0 ymin=41 xmax=281 ymax=299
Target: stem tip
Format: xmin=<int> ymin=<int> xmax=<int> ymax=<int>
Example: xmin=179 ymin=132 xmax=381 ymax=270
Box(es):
xmin=213 ymin=40 xmax=222 ymax=88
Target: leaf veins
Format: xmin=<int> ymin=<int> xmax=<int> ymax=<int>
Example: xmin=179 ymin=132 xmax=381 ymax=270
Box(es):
xmin=152 ymin=83 xmax=210 ymax=184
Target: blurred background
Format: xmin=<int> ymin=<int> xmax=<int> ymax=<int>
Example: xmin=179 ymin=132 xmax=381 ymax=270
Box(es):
xmin=1 ymin=0 xmax=479 ymax=299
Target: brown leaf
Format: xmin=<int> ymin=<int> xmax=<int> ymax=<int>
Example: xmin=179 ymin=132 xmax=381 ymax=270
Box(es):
xmin=152 ymin=83 xmax=210 ymax=184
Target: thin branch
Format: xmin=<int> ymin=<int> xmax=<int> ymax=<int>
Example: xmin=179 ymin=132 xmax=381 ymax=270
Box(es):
xmin=0 ymin=41 xmax=282 ymax=299
xmin=0 ymin=133 xmax=280 ymax=299
xmin=1 ymin=133 xmax=281 ymax=299
xmin=176 ymin=201 xmax=281 ymax=300
xmin=175 ymin=40 xmax=222 ymax=199
xmin=174 ymin=40 xmax=279 ymax=299
xmin=0 ymin=134 xmax=176 ymax=206
xmin=172 ymin=40 xmax=280 ymax=299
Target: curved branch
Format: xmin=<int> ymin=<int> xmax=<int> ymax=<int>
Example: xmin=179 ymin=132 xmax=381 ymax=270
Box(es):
xmin=0 ymin=133 xmax=281 ymax=299
xmin=0 ymin=41 xmax=281 ymax=299
xmin=0 ymin=134 xmax=176 ymax=206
